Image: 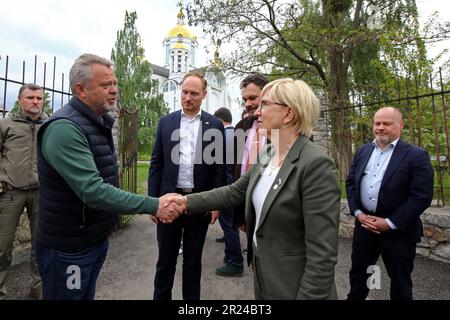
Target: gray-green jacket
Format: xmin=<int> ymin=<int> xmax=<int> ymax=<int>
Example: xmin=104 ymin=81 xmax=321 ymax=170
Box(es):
xmin=187 ymin=136 xmax=340 ymax=299
xmin=0 ymin=110 xmax=48 ymax=190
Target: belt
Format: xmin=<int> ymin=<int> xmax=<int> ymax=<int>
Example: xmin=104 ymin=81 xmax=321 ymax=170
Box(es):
xmin=175 ymin=188 xmax=194 ymax=194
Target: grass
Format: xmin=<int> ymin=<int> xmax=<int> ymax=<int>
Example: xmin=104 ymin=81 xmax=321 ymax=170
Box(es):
xmin=118 ymin=162 xmax=149 ymax=226
xmin=341 ymin=181 xmax=347 ymax=199
xmin=137 ymin=162 xmax=150 ymax=195
xmin=138 ymin=152 xmax=151 ymax=161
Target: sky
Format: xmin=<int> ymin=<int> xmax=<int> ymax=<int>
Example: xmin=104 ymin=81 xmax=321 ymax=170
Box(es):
xmin=0 ymin=0 xmax=449 ymax=112
xmin=0 ymin=0 xmax=216 ymax=111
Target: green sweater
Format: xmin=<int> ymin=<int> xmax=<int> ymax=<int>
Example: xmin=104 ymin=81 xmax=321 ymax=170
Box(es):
xmin=41 ymin=119 xmax=158 ymax=214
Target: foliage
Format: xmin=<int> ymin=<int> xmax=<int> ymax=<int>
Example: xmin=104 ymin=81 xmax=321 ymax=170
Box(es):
xmin=111 ymin=11 xmax=169 ymax=154
xmin=186 ymin=0 xmax=450 ymax=179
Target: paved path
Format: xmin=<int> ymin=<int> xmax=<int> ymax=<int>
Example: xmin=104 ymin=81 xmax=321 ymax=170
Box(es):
xmin=6 ymin=214 xmax=450 ymax=300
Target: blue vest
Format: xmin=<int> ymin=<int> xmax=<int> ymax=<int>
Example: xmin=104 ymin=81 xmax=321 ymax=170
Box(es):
xmin=37 ymin=97 xmax=118 ymax=251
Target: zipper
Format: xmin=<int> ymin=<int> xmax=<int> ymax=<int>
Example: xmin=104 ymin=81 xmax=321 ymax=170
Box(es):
xmin=29 ymin=122 xmax=36 ymax=191
xmin=80 ymin=205 xmax=86 ymax=229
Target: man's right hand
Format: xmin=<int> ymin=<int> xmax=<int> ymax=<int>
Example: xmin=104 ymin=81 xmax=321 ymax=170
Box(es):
xmin=154 ymin=193 xmax=184 ymax=223
xmin=164 ymin=194 xmax=188 ymax=213
xmin=357 ymin=213 xmax=380 ymax=234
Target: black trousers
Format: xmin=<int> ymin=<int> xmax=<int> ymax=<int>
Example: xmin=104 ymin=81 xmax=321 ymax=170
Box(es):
xmin=347 ymin=222 xmax=417 ymax=300
xmin=153 ymin=212 xmax=210 ymax=300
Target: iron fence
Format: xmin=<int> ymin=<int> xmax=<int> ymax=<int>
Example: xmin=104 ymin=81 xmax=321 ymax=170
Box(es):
xmin=1 ymin=54 xmax=140 ymax=224
xmin=323 ymin=68 xmax=450 ymax=206
xmin=117 ymin=107 xmax=139 ymax=226
xmin=0 ymin=54 xmax=72 ymax=117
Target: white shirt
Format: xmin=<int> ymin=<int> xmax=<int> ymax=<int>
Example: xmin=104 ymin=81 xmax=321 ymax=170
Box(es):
xmin=251 ymin=159 xmax=280 ymax=246
xmin=176 ymin=109 xmax=201 ymax=189
xmin=356 ymin=138 xmax=399 ymax=229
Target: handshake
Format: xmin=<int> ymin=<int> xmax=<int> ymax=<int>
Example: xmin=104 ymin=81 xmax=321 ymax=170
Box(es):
xmin=153 ymin=193 xmax=188 ymax=223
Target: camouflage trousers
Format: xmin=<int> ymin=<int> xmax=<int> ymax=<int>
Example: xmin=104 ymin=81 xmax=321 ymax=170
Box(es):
xmin=0 ymin=188 xmax=41 ymax=299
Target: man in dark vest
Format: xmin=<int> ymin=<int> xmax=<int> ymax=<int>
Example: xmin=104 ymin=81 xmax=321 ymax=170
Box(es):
xmin=36 ymin=53 xmax=181 ymax=300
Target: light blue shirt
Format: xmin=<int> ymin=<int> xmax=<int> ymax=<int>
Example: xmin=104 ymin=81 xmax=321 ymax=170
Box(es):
xmin=355 ymin=138 xmax=399 ymax=230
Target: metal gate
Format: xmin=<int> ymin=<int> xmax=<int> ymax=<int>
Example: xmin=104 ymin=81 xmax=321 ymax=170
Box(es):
xmin=322 ymin=68 xmax=449 ymax=206
xmin=117 ymin=107 xmax=139 ymax=226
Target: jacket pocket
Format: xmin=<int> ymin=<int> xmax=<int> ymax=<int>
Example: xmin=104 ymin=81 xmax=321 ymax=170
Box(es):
xmin=283 ymin=250 xmax=306 ymax=256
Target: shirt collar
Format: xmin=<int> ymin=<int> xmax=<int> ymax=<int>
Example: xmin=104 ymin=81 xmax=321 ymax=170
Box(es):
xmin=372 ymin=137 xmax=399 ymax=150
xmin=181 ymin=108 xmax=202 ymax=120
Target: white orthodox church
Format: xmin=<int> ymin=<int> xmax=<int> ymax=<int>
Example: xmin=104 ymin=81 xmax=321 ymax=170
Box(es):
xmin=150 ymin=2 xmax=236 ymax=117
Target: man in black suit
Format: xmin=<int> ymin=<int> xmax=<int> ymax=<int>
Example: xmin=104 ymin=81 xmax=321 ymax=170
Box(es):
xmin=233 ymin=73 xmax=268 ymax=229
xmin=148 ymin=71 xmax=225 ymax=300
xmin=213 ymin=107 xmax=244 ymax=277
xmin=346 ymin=107 xmax=434 ymax=300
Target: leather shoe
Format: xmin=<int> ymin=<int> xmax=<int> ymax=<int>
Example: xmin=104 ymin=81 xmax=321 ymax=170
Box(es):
xmin=215 ymin=236 xmax=225 ymax=243
xmin=216 ymin=264 xmax=243 ymax=277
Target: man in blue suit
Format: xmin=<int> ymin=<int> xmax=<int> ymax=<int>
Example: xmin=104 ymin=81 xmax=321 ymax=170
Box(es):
xmin=346 ymin=107 xmax=434 ymax=300
xmin=213 ymin=107 xmax=244 ymax=277
xmin=148 ymin=71 xmax=225 ymax=300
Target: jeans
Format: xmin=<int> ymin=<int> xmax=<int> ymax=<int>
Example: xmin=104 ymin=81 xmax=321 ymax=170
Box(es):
xmin=36 ymin=239 xmax=108 ymax=300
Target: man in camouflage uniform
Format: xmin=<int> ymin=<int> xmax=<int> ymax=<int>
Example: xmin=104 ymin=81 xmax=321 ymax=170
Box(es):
xmin=0 ymin=83 xmax=47 ymax=300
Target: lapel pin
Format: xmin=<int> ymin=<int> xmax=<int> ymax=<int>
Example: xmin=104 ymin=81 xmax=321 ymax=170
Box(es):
xmin=273 ymin=179 xmax=283 ymax=190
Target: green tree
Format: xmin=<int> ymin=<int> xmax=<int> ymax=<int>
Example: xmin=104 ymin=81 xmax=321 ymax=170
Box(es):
xmin=186 ymin=0 xmax=449 ymax=179
xmin=111 ymin=10 xmax=169 ymax=154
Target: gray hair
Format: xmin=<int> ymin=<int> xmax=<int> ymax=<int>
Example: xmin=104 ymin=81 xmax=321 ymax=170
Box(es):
xmin=69 ymin=53 xmax=114 ymax=94
xmin=18 ymin=83 xmax=43 ymax=99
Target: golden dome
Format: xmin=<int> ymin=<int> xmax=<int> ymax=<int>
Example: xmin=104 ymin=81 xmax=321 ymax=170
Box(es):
xmin=167 ymin=25 xmax=194 ymax=40
xmin=173 ymin=42 xmax=187 ymax=50
xmin=166 ymin=1 xmax=195 ymax=40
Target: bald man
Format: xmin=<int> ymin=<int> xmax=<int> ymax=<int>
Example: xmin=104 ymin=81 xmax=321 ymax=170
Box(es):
xmin=346 ymin=107 xmax=434 ymax=300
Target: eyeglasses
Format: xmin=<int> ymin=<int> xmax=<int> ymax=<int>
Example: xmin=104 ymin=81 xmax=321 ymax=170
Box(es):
xmin=259 ymin=100 xmax=288 ymax=111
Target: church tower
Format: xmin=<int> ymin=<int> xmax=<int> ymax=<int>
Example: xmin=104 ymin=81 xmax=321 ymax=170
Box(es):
xmin=162 ymin=0 xmax=197 ymax=85
xmin=152 ymin=1 xmax=234 ymax=116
